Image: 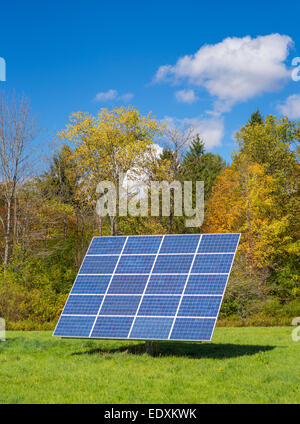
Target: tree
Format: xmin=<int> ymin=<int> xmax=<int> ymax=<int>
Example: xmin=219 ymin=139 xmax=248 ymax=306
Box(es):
xmin=59 ymin=106 xmax=164 ymax=235
xmin=248 ymin=108 xmax=263 ymax=125
xmin=182 ymin=136 xmax=226 ymax=201
xmin=0 ymin=92 xmax=38 ymax=266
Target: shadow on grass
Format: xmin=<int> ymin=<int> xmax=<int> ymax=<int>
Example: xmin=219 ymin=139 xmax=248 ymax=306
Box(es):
xmin=72 ymin=341 xmax=277 ymax=359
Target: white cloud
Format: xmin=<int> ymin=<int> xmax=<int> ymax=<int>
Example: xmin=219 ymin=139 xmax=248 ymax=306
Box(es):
xmin=120 ymin=92 xmax=134 ymax=102
xmin=163 ymin=116 xmax=224 ymax=149
xmin=94 ymin=89 xmax=134 ymax=103
xmin=175 ymin=89 xmax=198 ymax=104
xmin=155 ymin=34 xmax=293 ymax=113
xmin=94 ymin=89 xmax=118 ymax=102
xmin=277 ymin=94 xmax=300 ymax=119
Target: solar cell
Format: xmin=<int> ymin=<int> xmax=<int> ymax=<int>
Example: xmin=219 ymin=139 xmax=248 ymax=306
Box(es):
xmin=130 ymin=317 xmax=173 ymax=339
xmin=146 ymin=275 xmax=187 ymax=295
xmin=123 ymin=235 xmax=163 ymax=254
xmin=160 ymin=234 xmax=200 ymax=254
xmin=178 ymin=295 xmax=222 ymax=317
xmin=53 ymin=233 xmax=240 ymax=341
xmin=87 ymin=236 xmax=126 ymax=255
xmin=185 ymin=274 xmax=227 ymax=295
xmin=153 ymin=254 xmax=194 ymax=274
xmin=91 ymin=316 xmax=134 ymax=338
xmin=108 ymin=275 xmax=148 ymax=294
xmin=116 ymin=255 xmax=155 ymax=274
xmin=138 ymin=295 xmax=181 ymax=316
xmin=99 ymin=295 xmax=141 ymax=316
xmin=63 ymin=295 xmax=103 ymax=315
xmin=192 ymin=254 xmax=234 ymax=273
xmin=198 ymin=234 xmax=239 ymax=253
xmin=80 ymin=255 xmax=118 ymax=274
xmin=71 ymin=275 xmax=111 ymax=294
xmin=170 ymin=318 xmax=216 ymax=341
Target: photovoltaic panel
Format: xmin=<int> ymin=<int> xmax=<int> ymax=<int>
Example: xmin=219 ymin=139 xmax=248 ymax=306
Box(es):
xmin=87 ymin=236 xmax=126 ymax=255
xmin=108 ymin=275 xmax=148 ymax=294
xmin=146 ymin=275 xmax=187 ymax=295
xmin=99 ymin=295 xmax=141 ymax=316
xmin=130 ymin=317 xmax=173 ymax=339
xmin=197 ymin=234 xmax=240 ymax=253
xmin=138 ymin=296 xmax=181 ymax=316
xmin=53 ymin=233 xmax=240 ymax=342
xmin=185 ymin=274 xmax=227 ymax=295
xmin=116 ymin=255 xmax=155 ymax=274
xmin=153 ymin=254 xmax=194 ymax=274
xmin=71 ymin=275 xmax=111 ymax=294
xmin=160 ymin=234 xmax=200 ymax=254
xmin=91 ymin=316 xmax=134 ymax=338
xmin=192 ymin=254 xmax=234 ymax=274
xmin=80 ymin=255 xmax=118 ymax=274
xmin=63 ymin=295 xmax=103 ymax=315
xmin=123 ymin=235 xmax=163 ymax=254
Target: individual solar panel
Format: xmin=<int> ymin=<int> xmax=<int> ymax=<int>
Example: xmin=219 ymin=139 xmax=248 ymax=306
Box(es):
xmin=116 ymin=255 xmax=155 ymax=274
xmin=160 ymin=234 xmax=200 ymax=254
xmin=138 ymin=296 xmax=181 ymax=316
xmin=87 ymin=236 xmax=126 ymax=255
xmin=146 ymin=275 xmax=187 ymax=295
xmin=53 ymin=233 xmax=240 ymax=341
xmin=71 ymin=275 xmax=111 ymax=294
xmin=153 ymin=254 xmax=194 ymax=274
xmin=108 ymin=275 xmax=148 ymax=294
xmin=123 ymin=236 xmax=163 ymax=254
xmin=63 ymin=295 xmax=103 ymax=315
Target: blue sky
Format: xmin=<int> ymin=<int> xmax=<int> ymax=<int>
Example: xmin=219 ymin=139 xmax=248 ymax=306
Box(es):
xmin=1 ymin=0 xmax=300 ymax=164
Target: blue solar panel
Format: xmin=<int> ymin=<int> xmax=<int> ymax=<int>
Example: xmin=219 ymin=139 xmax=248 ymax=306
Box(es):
xmin=170 ymin=318 xmax=216 ymax=341
xmin=80 ymin=255 xmax=118 ymax=274
xmin=63 ymin=295 xmax=103 ymax=315
xmin=130 ymin=317 xmax=173 ymax=339
xmin=55 ymin=316 xmax=95 ymax=337
xmin=146 ymin=275 xmax=187 ymax=294
xmin=123 ymin=236 xmax=163 ymax=254
xmin=116 ymin=255 xmax=155 ymax=274
xmin=71 ymin=275 xmax=111 ymax=294
xmin=108 ymin=275 xmax=148 ymax=294
xmin=178 ymin=296 xmax=222 ymax=317
xmin=87 ymin=236 xmax=126 ymax=255
xmin=160 ymin=234 xmax=200 ymax=253
xmin=53 ymin=233 xmax=240 ymax=341
xmin=91 ymin=316 xmax=134 ymax=338
xmin=192 ymin=254 xmax=234 ymax=273
xmin=138 ymin=296 xmax=180 ymax=316
xmin=198 ymin=234 xmax=239 ymax=253
xmin=153 ymin=254 xmax=194 ymax=274
xmin=99 ymin=295 xmax=141 ymax=316
xmin=185 ymin=274 xmax=227 ymax=295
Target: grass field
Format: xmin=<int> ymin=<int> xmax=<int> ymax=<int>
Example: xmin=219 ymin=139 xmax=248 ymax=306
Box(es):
xmin=0 ymin=327 xmax=299 ymax=404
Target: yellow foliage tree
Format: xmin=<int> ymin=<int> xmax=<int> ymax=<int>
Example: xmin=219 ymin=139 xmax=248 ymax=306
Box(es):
xmin=59 ymin=106 xmax=164 ymax=235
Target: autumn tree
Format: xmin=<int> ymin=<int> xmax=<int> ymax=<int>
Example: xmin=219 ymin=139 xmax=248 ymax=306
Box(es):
xmin=0 ymin=92 xmax=39 ymax=266
xmin=181 ymin=136 xmax=226 ymax=201
xmin=59 ymin=107 xmax=164 ymax=235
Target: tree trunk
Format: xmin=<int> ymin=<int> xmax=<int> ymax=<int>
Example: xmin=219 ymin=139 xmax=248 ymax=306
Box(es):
xmin=110 ymin=216 xmax=117 ymax=236
xmin=99 ymin=216 xmax=102 ymax=236
xmin=64 ymin=211 xmax=67 ymax=239
xmin=4 ymin=197 xmax=12 ymax=267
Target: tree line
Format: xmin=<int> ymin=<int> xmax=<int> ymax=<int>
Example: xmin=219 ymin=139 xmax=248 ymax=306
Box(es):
xmin=0 ymin=92 xmax=299 ymax=329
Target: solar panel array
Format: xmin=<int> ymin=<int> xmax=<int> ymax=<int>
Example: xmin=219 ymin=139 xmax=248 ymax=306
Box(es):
xmin=53 ymin=233 xmax=240 ymax=341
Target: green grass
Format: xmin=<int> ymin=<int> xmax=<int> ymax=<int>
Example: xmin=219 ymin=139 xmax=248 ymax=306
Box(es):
xmin=0 ymin=327 xmax=299 ymax=404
